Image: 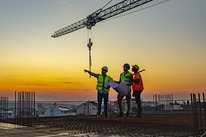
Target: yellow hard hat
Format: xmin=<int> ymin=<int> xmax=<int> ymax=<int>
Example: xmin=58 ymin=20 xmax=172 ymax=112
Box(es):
xmin=132 ymin=64 xmax=139 ymax=71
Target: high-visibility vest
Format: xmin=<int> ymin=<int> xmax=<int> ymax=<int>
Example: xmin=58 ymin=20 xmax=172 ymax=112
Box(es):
xmin=96 ymin=74 xmax=111 ymax=92
xmin=120 ymin=71 xmax=132 ymax=82
xmin=132 ymin=72 xmax=144 ymax=90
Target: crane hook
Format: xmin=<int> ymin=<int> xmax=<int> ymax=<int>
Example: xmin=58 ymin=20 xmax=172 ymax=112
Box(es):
xmin=87 ymin=38 xmax=93 ymax=78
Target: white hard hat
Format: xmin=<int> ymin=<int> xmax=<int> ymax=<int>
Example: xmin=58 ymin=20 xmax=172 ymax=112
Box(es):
xmin=102 ymin=66 xmax=108 ymax=72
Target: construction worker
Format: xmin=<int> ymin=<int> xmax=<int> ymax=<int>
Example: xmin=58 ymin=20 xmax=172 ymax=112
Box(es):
xmin=131 ymin=64 xmax=144 ymax=118
xmin=116 ymin=63 xmax=132 ymax=117
xmin=84 ymin=66 xmax=111 ymax=118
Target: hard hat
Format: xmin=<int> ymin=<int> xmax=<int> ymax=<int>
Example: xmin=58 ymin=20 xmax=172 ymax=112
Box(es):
xmin=123 ymin=63 xmax=130 ymax=69
xmin=132 ymin=64 xmax=139 ymax=71
xmin=102 ymin=66 xmax=108 ymax=72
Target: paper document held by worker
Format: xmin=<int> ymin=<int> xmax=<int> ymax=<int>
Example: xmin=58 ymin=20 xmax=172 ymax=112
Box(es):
xmin=109 ymin=78 xmax=130 ymax=96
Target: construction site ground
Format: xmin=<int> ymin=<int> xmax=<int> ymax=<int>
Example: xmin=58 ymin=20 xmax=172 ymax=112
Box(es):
xmin=0 ymin=112 xmax=194 ymax=137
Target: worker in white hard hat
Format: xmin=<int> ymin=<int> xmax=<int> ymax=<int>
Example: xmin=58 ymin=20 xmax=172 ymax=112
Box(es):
xmin=84 ymin=66 xmax=111 ymax=118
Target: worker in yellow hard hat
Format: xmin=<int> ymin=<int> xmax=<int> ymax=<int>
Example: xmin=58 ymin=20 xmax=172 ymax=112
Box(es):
xmin=84 ymin=66 xmax=111 ymax=118
xmin=131 ymin=64 xmax=144 ymax=118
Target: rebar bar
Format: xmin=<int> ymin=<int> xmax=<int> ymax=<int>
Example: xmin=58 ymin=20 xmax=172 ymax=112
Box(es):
xmin=0 ymin=96 xmax=8 ymax=121
xmin=14 ymin=91 xmax=36 ymax=126
xmin=191 ymin=93 xmax=206 ymax=136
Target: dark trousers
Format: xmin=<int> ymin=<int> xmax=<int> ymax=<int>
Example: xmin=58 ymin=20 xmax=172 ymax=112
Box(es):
xmin=133 ymin=90 xmax=142 ymax=116
xmin=97 ymin=92 xmax=108 ymax=116
xmin=117 ymin=92 xmax=131 ymax=114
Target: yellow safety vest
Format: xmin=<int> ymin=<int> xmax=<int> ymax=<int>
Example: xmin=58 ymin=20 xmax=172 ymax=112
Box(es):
xmin=96 ymin=74 xmax=111 ymax=92
xmin=120 ymin=71 xmax=132 ymax=82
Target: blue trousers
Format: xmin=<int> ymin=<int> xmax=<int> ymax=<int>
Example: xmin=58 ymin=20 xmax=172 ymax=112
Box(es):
xmin=97 ymin=91 xmax=108 ymax=116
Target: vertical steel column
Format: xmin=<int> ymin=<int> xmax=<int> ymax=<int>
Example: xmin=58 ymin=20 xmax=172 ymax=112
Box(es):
xmin=0 ymin=97 xmax=8 ymax=121
xmin=153 ymin=94 xmax=158 ymax=112
xmin=198 ymin=93 xmax=203 ymax=134
xmin=191 ymin=94 xmax=196 ymax=136
xmin=171 ymin=94 xmax=173 ymax=112
xmin=192 ymin=93 xmax=200 ymax=137
xmin=28 ymin=92 xmax=30 ymax=126
xmin=25 ymin=92 xmax=28 ymax=126
xmin=6 ymin=97 xmax=8 ymax=120
xmin=203 ymin=93 xmax=206 ymax=132
xmin=15 ymin=91 xmax=17 ymax=124
xmin=155 ymin=94 xmax=158 ymax=112
xmin=14 ymin=91 xmax=36 ymax=126
xmin=19 ymin=91 xmax=21 ymax=125
xmin=0 ymin=97 xmax=2 ymax=121
xmin=17 ymin=92 xmax=19 ymax=125
xmin=34 ymin=92 xmax=36 ymax=126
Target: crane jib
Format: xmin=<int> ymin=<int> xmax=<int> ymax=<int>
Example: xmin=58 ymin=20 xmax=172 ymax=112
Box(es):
xmin=97 ymin=0 xmax=153 ymax=22
xmin=51 ymin=0 xmax=153 ymax=38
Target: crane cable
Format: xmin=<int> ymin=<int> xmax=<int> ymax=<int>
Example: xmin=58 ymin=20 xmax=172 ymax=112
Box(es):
xmin=102 ymin=0 xmax=113 ymax=10
xmin=86 ymin=0 xmax=113 ymax=78
xmin=86 ymin=0 xmax=114 ymax=78
xmin=101 ymin=0 xmax=171 ymax=23
xmin=85 ymin=0 xmax=169 ymax=75
xmin=87 ymin=29 xmax=93 ymax=78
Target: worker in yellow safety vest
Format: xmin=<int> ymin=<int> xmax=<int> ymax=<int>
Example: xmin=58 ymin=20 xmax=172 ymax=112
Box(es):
xmin=132 ymin=64 xmax=144 ymax=118
xmin=116 ymin=63 xmax=133 ymax=117
xmin=84 ymin=66 xmax=111 ymax=118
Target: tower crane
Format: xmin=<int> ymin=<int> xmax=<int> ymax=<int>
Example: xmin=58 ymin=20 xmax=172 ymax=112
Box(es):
xmin=51 ymin=0 xmax=154 ymax=73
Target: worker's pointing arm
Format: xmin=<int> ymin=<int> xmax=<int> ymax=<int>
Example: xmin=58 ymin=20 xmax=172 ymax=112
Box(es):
xmin=84 ymin=69 xmax=98 ymax=78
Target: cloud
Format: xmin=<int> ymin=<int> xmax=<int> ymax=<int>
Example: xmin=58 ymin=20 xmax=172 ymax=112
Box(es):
xmin=63 ymin=82 xmax=73 ymax=84
xmin=23 ymin=83 xmax=48 ymax=87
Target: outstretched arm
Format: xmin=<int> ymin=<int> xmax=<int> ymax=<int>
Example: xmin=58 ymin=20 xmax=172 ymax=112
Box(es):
xmin=84 ymin=69 xmax=98 ymax=78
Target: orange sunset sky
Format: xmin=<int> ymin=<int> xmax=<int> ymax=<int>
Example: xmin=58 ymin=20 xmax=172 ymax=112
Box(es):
xmin=0 ymin=0 xmax=206 ymax=101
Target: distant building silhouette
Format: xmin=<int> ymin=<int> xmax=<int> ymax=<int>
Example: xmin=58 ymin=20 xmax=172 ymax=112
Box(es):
xmin=37 ymin=103 xmax=76 ymax=117
xmin=76 ymin=101 xmax=98 ymax=116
